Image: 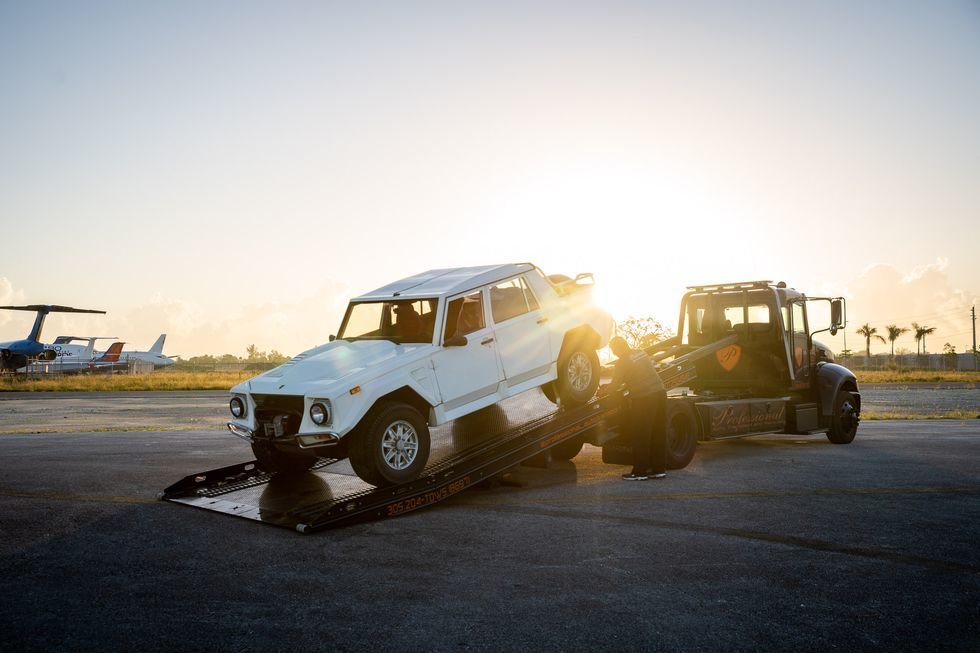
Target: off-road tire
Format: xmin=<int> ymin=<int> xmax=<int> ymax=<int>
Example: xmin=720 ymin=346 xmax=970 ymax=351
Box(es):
xmin=665 ymin=401 xmax=698 ymax=470
xmin=556 ymin=346 xmax=600 ymax=408
xmin=251 ymin=441 xmax=319 ymax=475
xmin=541 ymin=381 xmax=558 ymax=404
xmin=826 ymin=390 xmax=859 ymax=444
xmin=349 ymin=402 xmax=431 ymax=487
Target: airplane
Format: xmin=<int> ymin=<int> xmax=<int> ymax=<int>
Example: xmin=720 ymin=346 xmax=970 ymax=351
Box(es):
xmin=115 ymin=334 xmax=177 ymax=369
xmin=46 ymin=336 xmax=119 ymax=362
xmin=0 ymin=305 xmax=106 ymax=372
xmin=27 ymin=336 xmax=120 ymax=373
xmin=24 ymin=341 xmax=129 ymax=374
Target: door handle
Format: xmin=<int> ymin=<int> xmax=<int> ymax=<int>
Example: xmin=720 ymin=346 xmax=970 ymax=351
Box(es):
xmin=481 ymin=337 xmax=495 ymax=345
xmin=537 ymin=317 xmax=549 ymax=325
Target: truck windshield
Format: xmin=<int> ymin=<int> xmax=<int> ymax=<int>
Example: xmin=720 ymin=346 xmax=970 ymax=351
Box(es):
xmin=338 ymin=299 xmax=437 ymax=344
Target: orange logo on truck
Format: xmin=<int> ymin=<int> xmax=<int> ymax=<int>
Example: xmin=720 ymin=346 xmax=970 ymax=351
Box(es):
xmin=716 ymin=344 xmax=741 ymax=371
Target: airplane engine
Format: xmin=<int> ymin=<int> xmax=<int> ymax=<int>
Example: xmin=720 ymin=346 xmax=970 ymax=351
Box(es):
xmin=40 ymin=349 xmax=58 ymax=361
xmin=1 ymin=349 xmax=29 ymax=371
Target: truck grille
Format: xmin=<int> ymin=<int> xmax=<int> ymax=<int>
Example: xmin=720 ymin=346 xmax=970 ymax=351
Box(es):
xmin=252 ymin=394 xmax=304 ymax=440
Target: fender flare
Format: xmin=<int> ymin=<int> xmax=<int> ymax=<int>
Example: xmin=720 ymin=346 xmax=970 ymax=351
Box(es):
xmin=816 ymin=362 xmax=861 ymax=420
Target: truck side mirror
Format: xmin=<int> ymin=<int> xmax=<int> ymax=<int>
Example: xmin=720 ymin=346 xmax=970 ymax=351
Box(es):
xmin=830 ymin=299 xmax=843 ymax=327
xmin=329 ymin=334 xmax=336 ymax=342
xmin=443 ymin=334 xmax=468 ymax=347
xmin=829 ymin=299 xmax=843 ymax=336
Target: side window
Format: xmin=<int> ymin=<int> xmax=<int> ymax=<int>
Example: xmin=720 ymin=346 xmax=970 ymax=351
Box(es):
xmin=792 ymin=303 xmax=807 ymax=337
xmin=444 ymin=292 xmax=485 ymax=340
xmin=393 ymin=299 xmax=436 ymax=343
xmin=791 ymin=302 xmax=808 ymax=370
xmin=490 ymin=277 xmax=538 ymax=323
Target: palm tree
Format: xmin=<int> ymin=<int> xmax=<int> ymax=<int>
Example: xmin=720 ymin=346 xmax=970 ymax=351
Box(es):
xmin=856 ymin=323 xmax=886 ymax=359
xmin=885 ymin=324 xmax=909 ymax=358
xmin=918 ymin=325 xmax=936 ymax=354
xmin=912 ymin=322 xmax=922 ymax=355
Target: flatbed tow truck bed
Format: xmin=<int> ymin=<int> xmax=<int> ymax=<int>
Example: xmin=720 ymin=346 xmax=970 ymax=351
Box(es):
xmin=162 ymin=391 xmax=617 ymax=533
xmin=161 ymin=335 xmax=742 ymax=532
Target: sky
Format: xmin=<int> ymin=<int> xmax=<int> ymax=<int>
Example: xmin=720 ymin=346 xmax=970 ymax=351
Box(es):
xmin=1 ymin=1 xmax=978 ymax=358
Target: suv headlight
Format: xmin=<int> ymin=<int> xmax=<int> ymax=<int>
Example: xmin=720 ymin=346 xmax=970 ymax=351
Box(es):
xmin=310 ymin=401 xmax=330 ymax=425
xmin=229 ymin=396 xmax=246 ymax=418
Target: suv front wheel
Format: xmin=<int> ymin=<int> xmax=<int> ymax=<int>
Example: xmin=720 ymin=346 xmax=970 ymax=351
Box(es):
xmin=349 ymin=401 xmax=431 ymax=487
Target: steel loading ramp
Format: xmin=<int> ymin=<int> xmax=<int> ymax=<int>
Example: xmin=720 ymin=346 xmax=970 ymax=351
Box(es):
xmin=162 ymin=391 xmax=618 ymax=533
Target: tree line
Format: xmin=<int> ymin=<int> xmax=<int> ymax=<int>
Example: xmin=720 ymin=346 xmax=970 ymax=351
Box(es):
xmin=855 ymin=322 xmax=939 ymax=358
xmin=177 ymin=345 xmax=290 ymax=368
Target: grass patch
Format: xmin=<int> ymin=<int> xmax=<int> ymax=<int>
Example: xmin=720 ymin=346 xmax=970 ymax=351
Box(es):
xmin=861 ymin=410 xmax=979 ymax=420
xmin=0 ymin=371 xmax=251 ymax=392
xmin=1 ymin=368 xmax=977 ymax=392
xmin=856 ymin=370 xmax=979 ymax=384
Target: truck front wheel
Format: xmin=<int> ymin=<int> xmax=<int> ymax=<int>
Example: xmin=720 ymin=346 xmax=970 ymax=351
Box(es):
xmin=349 ymin=402 xmax=431 ymax=487
xmin=665 ymin=402 xmax=698 ymax=470
xmin=826 ymin=390 xmax=859 ymax=444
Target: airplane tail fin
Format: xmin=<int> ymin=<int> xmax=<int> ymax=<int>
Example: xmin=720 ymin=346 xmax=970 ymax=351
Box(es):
xmin=98 ymin=342 xmax=125 ymax=362
xmin=0 ymin=305 xmax=106 ymax=344
xmin=148 ymin=334 xmax=166 ymax=354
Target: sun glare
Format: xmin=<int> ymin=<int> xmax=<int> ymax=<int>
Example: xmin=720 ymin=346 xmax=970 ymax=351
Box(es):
xmin=484 ymin=161 xmax=737 ymax=327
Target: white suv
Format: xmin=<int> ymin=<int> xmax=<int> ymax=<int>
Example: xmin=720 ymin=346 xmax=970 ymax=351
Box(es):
xmin=226 ymin=263 xmax=613 ymax=486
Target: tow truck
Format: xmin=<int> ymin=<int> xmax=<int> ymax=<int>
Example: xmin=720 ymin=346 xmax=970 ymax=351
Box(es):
xmin=163 ymin=280 xmax=860 ymax=532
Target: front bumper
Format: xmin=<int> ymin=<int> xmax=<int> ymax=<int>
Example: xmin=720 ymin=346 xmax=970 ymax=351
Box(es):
xmin=226 ymin=422 xmax=340 ymax=449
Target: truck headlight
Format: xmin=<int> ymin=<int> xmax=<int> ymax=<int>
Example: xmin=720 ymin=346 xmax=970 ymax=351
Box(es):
xmin=310 ymin=402 xmax=330 ymax=425
xmin=229 ymin=396 xmax=246 ymax=418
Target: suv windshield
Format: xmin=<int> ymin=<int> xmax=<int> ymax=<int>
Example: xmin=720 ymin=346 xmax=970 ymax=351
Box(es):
xmin=338 ymin=299 xmax=437 ymax=344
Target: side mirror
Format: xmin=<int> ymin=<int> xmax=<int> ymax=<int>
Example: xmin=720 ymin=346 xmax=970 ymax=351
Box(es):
xmin=329 ymin=334 xmax=336 ymax=342
xmin=830 ymin=299 xmax=843 ymax=328
xmin=443 ymin=334 xmax=468 ymax=347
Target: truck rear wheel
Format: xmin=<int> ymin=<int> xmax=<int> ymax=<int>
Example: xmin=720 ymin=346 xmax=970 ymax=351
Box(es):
xmin=349 ymin=402 xmax=431 ymax=487
xmin=556 ymin=347 xmax=599 ymax=408
xmin=251 ymin=441 xmax=319 ymax=475
xmin=550 ymin=436 xmax=585 ymax=460
xmin=665 ymin=402 xmax=698 ymax=470
xmin=826 ymin=390 xmax=859 ymax=444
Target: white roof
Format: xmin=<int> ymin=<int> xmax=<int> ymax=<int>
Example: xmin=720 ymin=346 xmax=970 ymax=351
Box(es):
xmin=354 ymin=264 xmax=535 ymax=301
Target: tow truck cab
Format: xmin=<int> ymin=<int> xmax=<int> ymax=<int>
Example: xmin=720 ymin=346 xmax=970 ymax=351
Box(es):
xmin=674 ymin=280 xmax=860 ymax=440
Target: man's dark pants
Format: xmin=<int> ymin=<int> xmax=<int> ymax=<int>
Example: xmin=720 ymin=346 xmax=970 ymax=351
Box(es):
xmin=628 ymin=391 xmax=667 ymax=474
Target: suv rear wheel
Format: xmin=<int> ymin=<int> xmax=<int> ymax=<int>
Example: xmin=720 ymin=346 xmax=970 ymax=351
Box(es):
xmin=349 ymin=402 xmax=431 ymax=487
xmin=556 ymin=346 xmax=600 ymax=408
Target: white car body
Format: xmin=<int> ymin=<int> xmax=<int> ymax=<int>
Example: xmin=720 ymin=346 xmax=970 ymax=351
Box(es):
xmin=227 ymin=263 xmax=613 ymax=482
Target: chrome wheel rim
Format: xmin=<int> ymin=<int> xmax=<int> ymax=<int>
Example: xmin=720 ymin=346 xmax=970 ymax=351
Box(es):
xmin=566 ymin=352 xmax=593 ymax=393
xmin=381 ymin=419 xmax=419 ymax=471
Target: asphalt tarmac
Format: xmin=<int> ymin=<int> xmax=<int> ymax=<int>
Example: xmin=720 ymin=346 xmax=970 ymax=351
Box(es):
xmin=0 ymin=394 xmax=978 ymax=652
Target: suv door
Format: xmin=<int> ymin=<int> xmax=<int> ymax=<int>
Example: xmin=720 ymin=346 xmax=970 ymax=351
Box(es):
xmin=430 ymin=290 xmax=503 ymax=419
xmin=489 ymin=276 xmax=552 ymax=390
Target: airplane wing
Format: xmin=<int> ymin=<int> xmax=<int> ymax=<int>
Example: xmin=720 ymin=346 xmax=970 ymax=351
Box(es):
xmin=0 ymin=305 xmax=106 ymax=314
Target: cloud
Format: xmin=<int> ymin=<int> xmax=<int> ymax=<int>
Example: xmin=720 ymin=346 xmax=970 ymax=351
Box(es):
xmin=840 ymin=260 xmax=977 ymax=354
xmin=155 ymin=281 xmax=351 ymax=358
xmin=0 ymin=277 xmax=27 ymax=325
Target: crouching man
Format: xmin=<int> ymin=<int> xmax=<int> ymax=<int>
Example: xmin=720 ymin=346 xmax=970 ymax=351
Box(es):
xmin=602 ymin=336 xmax=667 ymax=481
